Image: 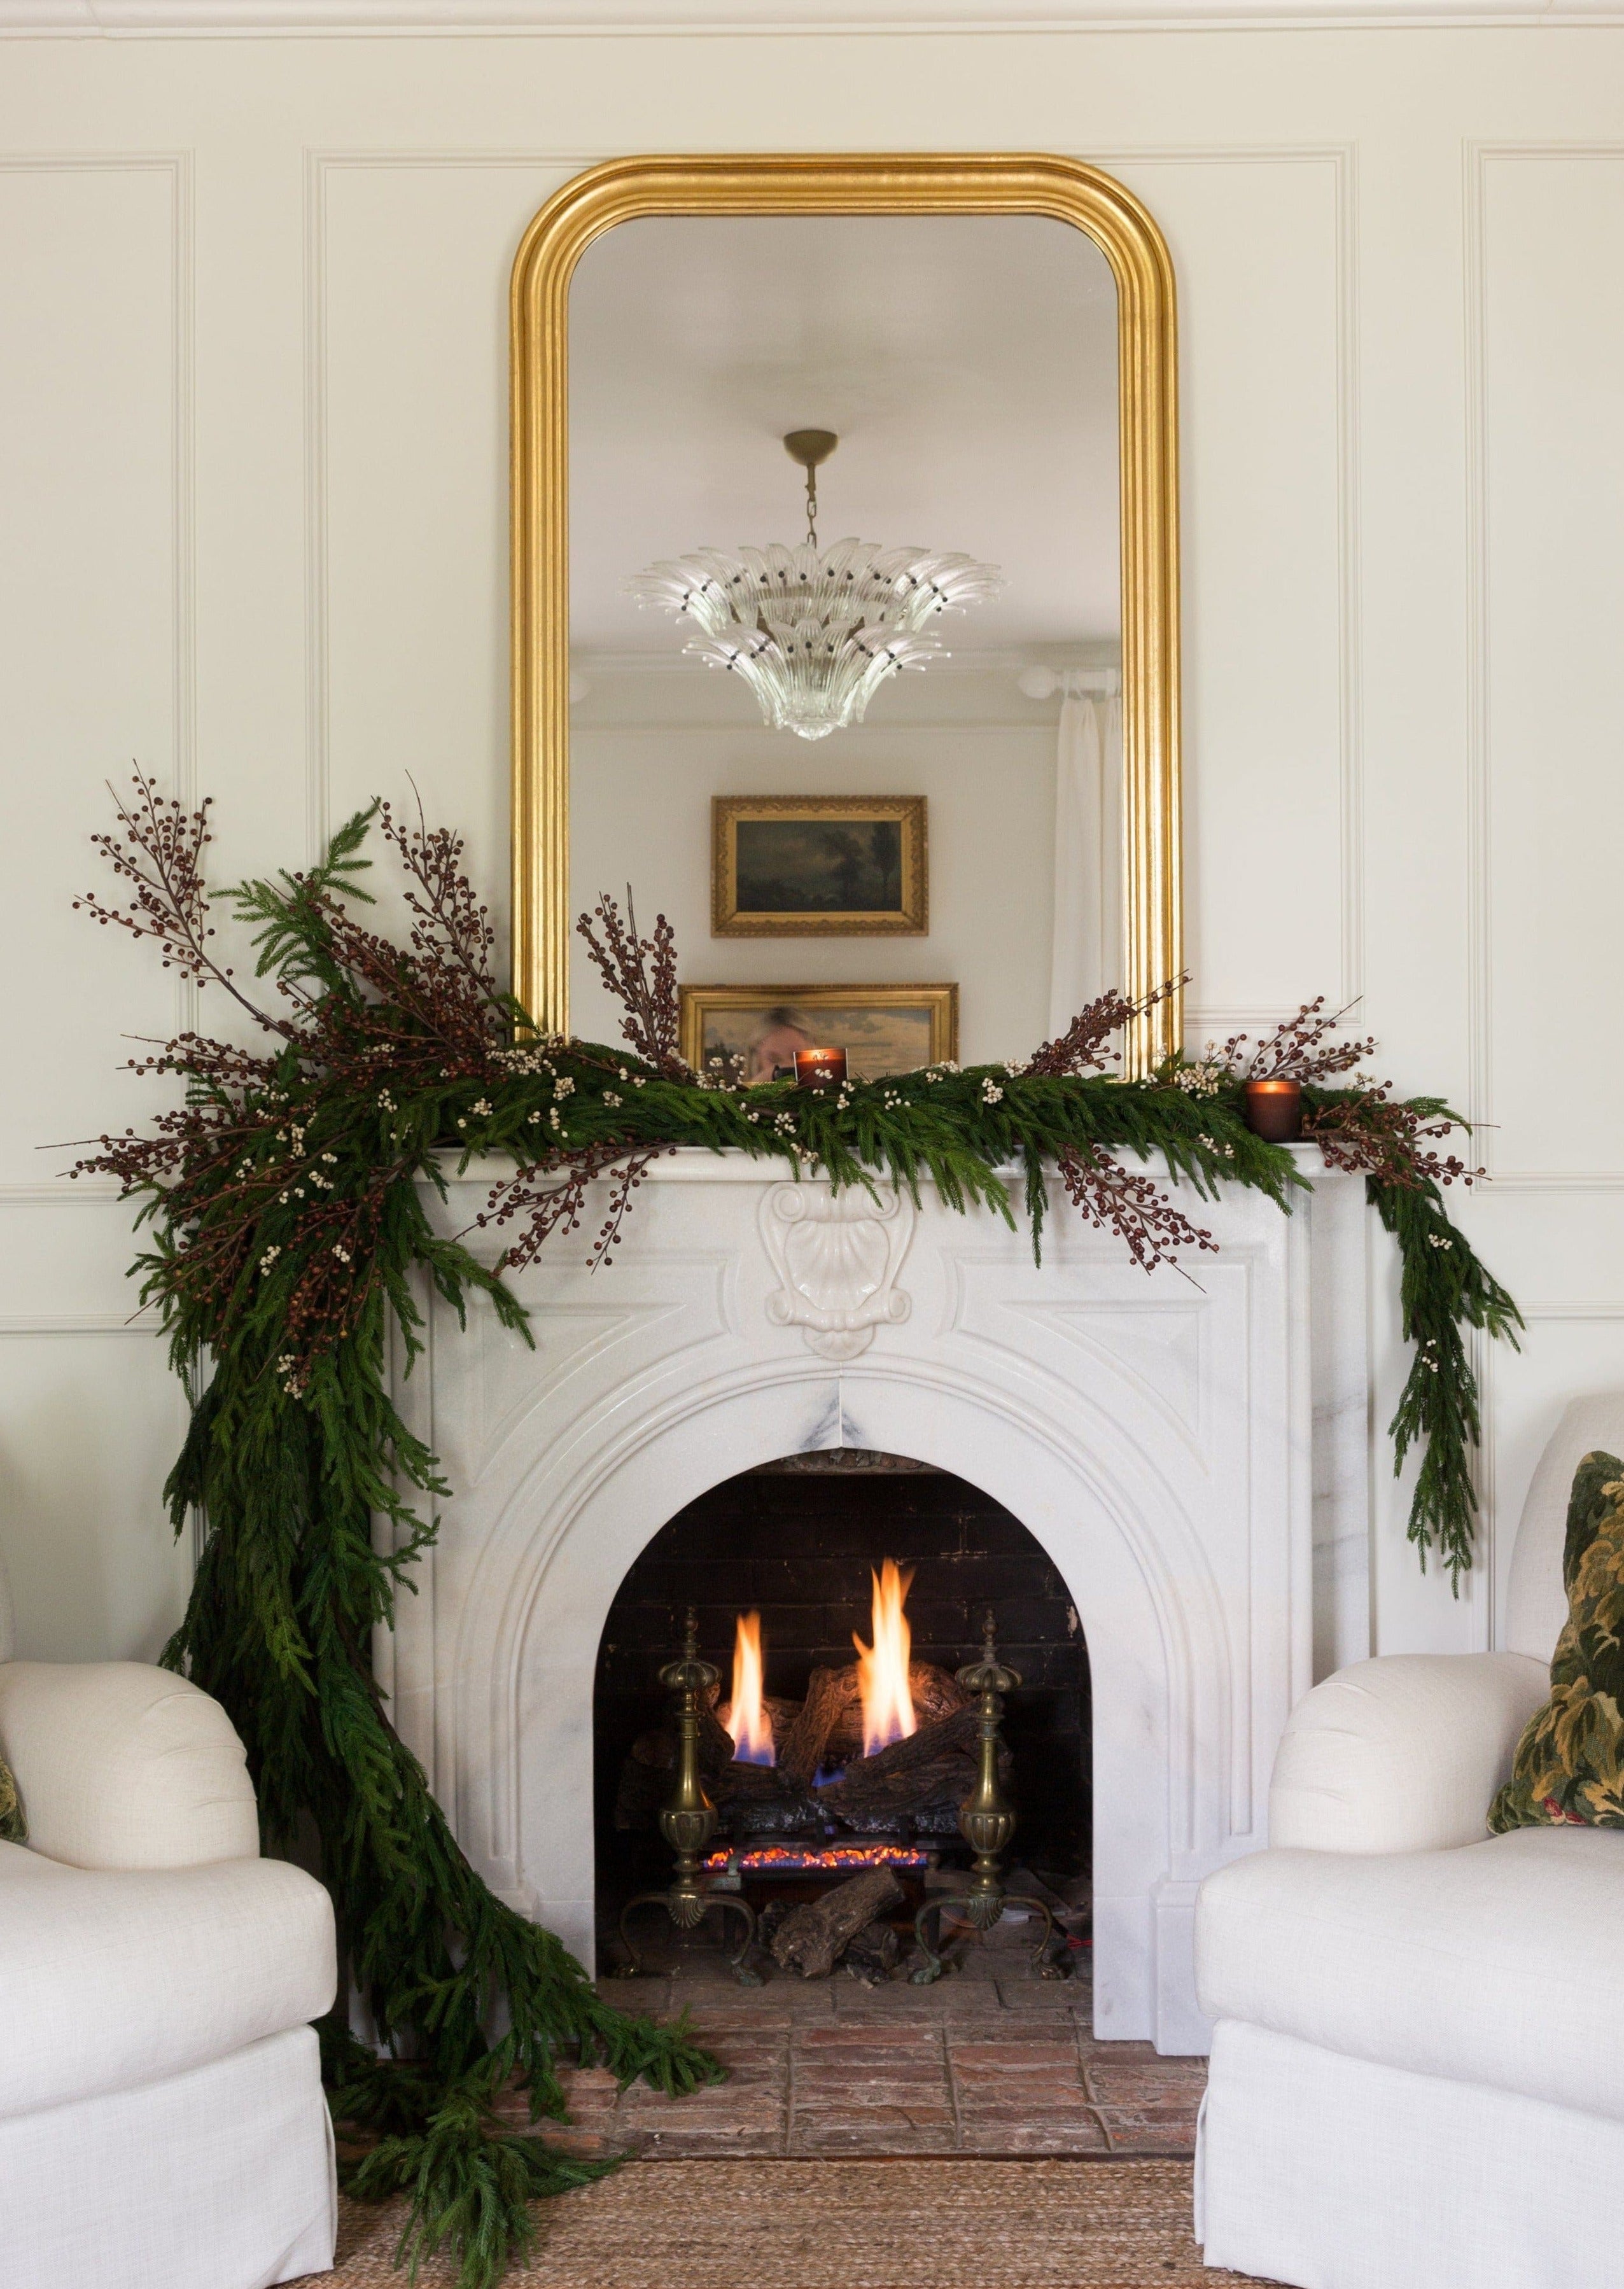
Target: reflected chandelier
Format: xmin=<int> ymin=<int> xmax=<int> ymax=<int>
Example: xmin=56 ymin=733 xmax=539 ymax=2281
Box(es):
xmin=627 ymin=430 xmax=1003 ymax=741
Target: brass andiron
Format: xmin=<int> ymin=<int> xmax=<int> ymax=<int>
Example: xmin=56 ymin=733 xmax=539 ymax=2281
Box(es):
xmin=911 ymin=1610 xmax=1060 ymax=1984
xmin=617 ymin=1608 xmax=760 ymax=1984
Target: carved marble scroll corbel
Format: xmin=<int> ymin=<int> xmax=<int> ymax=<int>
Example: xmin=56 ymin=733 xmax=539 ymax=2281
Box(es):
xmin=759 ymin=1182 xmax=915 ymax=1361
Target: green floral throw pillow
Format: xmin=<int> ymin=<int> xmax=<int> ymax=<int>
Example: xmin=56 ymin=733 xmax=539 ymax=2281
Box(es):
xmin=0 ymin=1751 xmax=24 ymax=1844
xmin=1490 ymin=1449 xmax=1624 ymax=1832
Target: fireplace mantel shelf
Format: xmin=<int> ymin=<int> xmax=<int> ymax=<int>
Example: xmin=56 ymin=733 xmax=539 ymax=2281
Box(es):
xmin=437 ymin=1142 xmax=1331 ymax=1186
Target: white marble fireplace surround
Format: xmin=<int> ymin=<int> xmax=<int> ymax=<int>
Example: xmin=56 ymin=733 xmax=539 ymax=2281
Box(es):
xmin=378 ymin=1147 xmax=1371 ymax=2055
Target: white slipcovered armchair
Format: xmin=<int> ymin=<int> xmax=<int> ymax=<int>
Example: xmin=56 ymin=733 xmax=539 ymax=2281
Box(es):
xmin=0 ymin=1557 xmax=338 ymax=2289
xmin=1194 ymin=1395 xmax=1624 ymax=2289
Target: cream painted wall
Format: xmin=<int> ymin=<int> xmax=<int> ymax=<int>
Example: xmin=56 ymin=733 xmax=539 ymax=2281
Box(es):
xmin=1 ymin=25 xmax=1621 ymax=1672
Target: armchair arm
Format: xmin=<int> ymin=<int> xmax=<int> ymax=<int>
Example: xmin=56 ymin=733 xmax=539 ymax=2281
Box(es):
xmin=0 ymin=1661 xmax=260 ymax=1870
xmin=1268 ymin=1652 xmax=1550 ymax=1854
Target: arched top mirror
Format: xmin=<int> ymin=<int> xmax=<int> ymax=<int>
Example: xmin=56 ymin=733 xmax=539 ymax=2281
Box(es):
xmin=512 ymin=153 xmax=1180 ymax=1074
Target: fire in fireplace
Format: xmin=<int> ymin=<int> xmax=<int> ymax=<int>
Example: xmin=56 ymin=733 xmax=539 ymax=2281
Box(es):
xmin=593 ymin=1454 xmax=1091 ymax=1965
xmin=720 ymin=1560 xmax=937 ymax=1768
xmin=723 ymin=1611 xmax=775 ymax=1766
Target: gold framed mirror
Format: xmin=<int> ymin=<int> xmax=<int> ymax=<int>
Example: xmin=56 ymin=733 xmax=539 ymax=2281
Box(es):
xmin=511 ymin=153 xmax=1180 ymax=1071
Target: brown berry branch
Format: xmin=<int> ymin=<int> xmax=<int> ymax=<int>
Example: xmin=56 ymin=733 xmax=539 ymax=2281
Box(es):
xmin=1219 ymin=997 xmax=1377 ymax=1084
xmin=74 ymin=769 xmax=287 ymax=1036
xmin=476 ymin=1144 xmax=675 ymax=1273
xmin=575 ymin=890 xmax=692 ymax=1080
xmin=1021 ymin=976 xmax=1186 ymax=1080
xmin=1054 ymin=1144 xmax=1219 ymax=1275
xmin=1303 ymin=1091 xmax=1480 ymax=1191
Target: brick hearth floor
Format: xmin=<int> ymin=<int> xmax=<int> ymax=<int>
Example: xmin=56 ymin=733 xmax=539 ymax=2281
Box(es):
xmin=521 ymin=1933 xmax=1207 ymax=2161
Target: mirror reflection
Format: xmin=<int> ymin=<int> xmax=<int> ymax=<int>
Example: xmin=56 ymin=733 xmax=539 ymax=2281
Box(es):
xmin=569 ymin=214 xmax=1121 ymax=1074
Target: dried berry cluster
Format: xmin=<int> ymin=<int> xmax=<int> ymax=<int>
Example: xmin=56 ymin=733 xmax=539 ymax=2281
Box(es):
xmin=70 ymin=779 xmax=712 ymax=1373
xmin=1055 ymin=1145 xmax=1221 ymax=1273
xmin=576 ymin=891 xmax=691 ymax=1080
xmin=1207 ymin=997 xmax=1481 ymax=1193
xmin=1217 ymin=995 xmax=1376 ymax=1084
xmin=1020 ymin=975 xmax=1183 ymax=1080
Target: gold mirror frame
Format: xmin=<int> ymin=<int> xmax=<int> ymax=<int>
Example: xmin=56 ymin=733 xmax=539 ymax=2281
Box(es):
xmin=511 ymin=152 xmax=1182 ymax=1070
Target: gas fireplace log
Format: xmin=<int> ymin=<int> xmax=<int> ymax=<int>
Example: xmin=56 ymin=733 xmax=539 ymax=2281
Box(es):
xmin=716 ymin=1691 xmax=801 ymax=1744
xmin=769 ymin=1866 xmax=907 ymax=1979
xmin=710 ymin=1760 xmax=790 ymax=1804
xmin=813 ymin=1704 xmax=1010 ymax=1821
xmin=615 ymin=1726 xmax=797 ymax=1830
xmin=698 ymin=1687 xmax=801 ymax=1777
xmin=618 ymin=1657 xmax=984 ymax=1831
xmin=823 ymin=1660 xmax=970 ymax=1763
xmin=776 ymin=1665 xmax=851 ymax=1791
xmin=843 ymin=1918 xmax=902 ymax=1983
xmin=778 ymin=1660 xmax=970 ymax=1787
xmin=841 ymin=1702 xmax=978 ymax=1781
xmin=814 ymin=1754 xmax=975 ymax=1822
xmin=697 ymin=1700 xmax=741 ymax=1780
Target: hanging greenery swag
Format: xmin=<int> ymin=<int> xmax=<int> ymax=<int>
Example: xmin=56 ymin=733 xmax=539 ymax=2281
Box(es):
xmin=71 ymin=775 xmax=1520 ymax=2288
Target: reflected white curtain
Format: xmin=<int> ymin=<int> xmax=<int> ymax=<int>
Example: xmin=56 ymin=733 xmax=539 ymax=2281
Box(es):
xmin=1047 ymin=682 xmax=1123 ymax=1038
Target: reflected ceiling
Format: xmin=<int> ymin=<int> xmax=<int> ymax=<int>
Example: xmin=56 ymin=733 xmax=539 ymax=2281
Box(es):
xmin=568 ymin=213 xmax=1120 ymax=657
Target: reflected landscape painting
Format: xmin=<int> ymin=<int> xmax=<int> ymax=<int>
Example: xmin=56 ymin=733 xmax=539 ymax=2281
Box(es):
xmin=712 ymin=797 xmax=927 ymax=936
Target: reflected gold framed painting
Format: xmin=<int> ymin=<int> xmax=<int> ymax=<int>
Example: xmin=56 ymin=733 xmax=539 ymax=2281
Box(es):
xmin=679 ymin=983 xmax=958 ymax=1086
xmin=712 ymin=796 xmax=927 ymax=937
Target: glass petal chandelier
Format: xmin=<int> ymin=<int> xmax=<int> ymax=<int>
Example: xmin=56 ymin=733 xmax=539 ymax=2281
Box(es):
xmin=627 ymin=430 xmax=1004 ymax=741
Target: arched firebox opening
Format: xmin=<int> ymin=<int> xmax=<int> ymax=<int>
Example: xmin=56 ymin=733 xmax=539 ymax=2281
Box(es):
xmin=592 ymin=1449 xmax=1091 ymax=1980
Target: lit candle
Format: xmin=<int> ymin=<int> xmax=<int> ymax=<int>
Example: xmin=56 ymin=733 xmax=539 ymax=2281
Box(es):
xmin=794 ymin=1047 xmax=847 ymax=1091
xmin=1244 ymin=1077 xmax=1303 ymax=1142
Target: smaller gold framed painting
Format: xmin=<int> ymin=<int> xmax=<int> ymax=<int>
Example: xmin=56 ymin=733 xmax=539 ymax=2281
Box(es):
xmin=680 ymin=983 xmax=958 ymax=1086
xmin=711 ymin=796 xmax=927 ymax=937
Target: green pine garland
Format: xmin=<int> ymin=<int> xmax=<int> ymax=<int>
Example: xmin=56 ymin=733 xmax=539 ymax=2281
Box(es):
xmin=74 ymin=781 xmax=1521 ymax=2288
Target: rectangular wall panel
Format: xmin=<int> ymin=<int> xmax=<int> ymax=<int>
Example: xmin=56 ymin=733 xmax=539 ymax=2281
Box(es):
xmin=1117 ymin=153 xmax=1352 ymax=1033
xmin=0 ymin=1331 xmax=189 ymax=1663
xmin=0 ymin=161 xmax=185 ymax=1188
xmin=319 ymin=158 xmax=564 ymax=934
xmin=1480 ymin=151 xmax=1624 ymax=1177
xmin=0 ymin=162 xmax=194 ymax=1661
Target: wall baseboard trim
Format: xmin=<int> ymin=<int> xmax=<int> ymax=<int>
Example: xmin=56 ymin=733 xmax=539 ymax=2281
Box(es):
xmin=4 ymin=0 xmax=1621 ymax=34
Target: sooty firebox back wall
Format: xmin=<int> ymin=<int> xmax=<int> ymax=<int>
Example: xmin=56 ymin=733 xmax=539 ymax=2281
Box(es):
xmin=592 ymin=1455 xmax=1092 ymax=1898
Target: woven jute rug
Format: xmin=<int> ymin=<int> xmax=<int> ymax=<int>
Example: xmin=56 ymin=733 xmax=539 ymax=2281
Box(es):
xmin=310 ymin=2157 xmax=1264 ymax=2287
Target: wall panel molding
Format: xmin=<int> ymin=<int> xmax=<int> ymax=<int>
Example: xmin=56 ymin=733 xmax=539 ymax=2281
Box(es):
xmin=0 ymin=1313 xmax=159 ymax=1335
xmin=6 ymin=1 xmax=1624 ymax=34
xmin=1104 ymin=144 xmax=1361 ymax=1017
xmin=1518 ymin=1299 xmax=1624 ymax=1319
xmin=0 ymin=151 xmax=196 ymax=1227
xmin=1481 ymin=1172 xmax=1624 ymax=1193
xmin=0 ymin=154 xmax=194 ymax=802
xmin=304 ymin=149 xmax=598 ymax=864
xmin=0 ymin=152 xmax=196 ymax=1056
xmin=1465 ymin=140 xmax=1624 ymax=1182
xmin=0 ymin=1183 xmax=123 ymax=1203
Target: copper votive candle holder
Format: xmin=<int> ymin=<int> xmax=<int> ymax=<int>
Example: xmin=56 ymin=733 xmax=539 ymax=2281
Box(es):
xmin=1244 ymin=1077 xmax=1303 ymax=1142
xmin=794 ymin=1047 xmax=847 ymax=1091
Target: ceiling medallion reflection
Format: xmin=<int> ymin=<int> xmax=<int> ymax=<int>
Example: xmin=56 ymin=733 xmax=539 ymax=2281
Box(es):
xmin=628 ymin=430 xmax=1004 ymax=740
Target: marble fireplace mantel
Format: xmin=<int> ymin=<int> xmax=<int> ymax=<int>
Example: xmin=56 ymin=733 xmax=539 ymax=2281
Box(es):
xmin=378 ymin=1147 xmax=1369 ymax=2054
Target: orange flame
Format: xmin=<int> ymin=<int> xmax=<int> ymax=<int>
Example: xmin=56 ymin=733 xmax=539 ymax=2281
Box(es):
xmin=725 ymin=1610 xmax=775 ymax=1767
xmin=854 ymin=1558 xmax=917 ymax=1757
